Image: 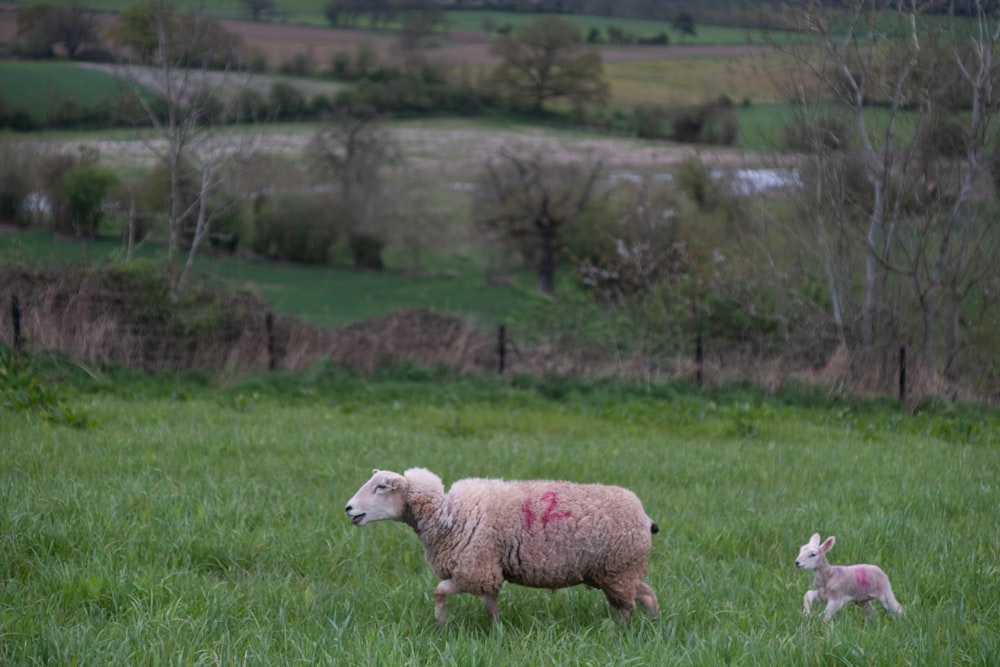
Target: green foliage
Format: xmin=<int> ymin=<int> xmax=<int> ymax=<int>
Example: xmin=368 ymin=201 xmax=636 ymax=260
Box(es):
xmin=251 ymin=191 xmax=339 ymax=264
xmin=490 ymin=15 xmax=609 ymax=115
xmin=268 ymin=82 xmax=308 ymax=121
xmin=61 ymin=164 xmax=119 ymax=238
xmin=0 ymin=349 xmax=91 ymax=427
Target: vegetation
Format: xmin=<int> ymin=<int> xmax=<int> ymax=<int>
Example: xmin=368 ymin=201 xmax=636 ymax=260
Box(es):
xmin=1 ymin=361 xmax=998 ymax=663
xmin=489 ymin=15 xmax=609 ymax=116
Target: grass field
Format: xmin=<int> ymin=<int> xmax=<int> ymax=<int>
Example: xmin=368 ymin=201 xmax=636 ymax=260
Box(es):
xmin=0 ymin=61 xmax=128 ymax=122
xmin=0 ymin=228 xmax=543 ymax=328
xmin=2 ymin=364 xmax=998 ymax=664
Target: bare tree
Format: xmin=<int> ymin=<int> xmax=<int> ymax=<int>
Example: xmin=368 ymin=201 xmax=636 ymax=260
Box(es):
xmin=114 ymin=3 xmax=256 ymax=295
xmin=473 ymin=149 xmax=605 ymax=294
xmin=773 ymin=0 xmax=1000 ymax=385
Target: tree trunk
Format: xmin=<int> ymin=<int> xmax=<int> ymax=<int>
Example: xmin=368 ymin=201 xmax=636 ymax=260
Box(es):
xmin=537 ymin=224 xmax=557 ymax=294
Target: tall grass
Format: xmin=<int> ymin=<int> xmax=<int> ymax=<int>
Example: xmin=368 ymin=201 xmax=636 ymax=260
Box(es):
xmin=2 ymin=365 xmax=998 ymax=664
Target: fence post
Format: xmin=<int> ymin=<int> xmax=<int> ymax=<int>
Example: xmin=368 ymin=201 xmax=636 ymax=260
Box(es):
xmin=695 ymin=333 xmax=703 ymax=388
xmin=11 ymin=295 xmax=21 ymax=356
xmin=899 ymin=346 xmax=906 ymax=401
xmin=498 ymin=324 xmax=506 ymax=374
xmin=266 ymin=312 xmax=276 ymax=370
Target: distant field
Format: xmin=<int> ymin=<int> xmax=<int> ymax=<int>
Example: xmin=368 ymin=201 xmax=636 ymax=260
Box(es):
xmin=0 ymin=61 xmax=128 ymax=122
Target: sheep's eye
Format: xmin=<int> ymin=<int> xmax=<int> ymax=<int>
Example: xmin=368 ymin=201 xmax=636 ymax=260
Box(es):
xmin=809 ymin=551 xmax=817 ymax=557
xmin=374 ymin=484 xmax=386 ymax=492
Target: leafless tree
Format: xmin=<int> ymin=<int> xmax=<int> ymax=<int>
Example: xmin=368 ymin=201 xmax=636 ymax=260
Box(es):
xmin=773 ymin=0 xmax=1000 ymax=385
xmin=473 ymin=148 xmax=605 ymax=294
xmin=114 ymin=4 xmax=257 ymax=295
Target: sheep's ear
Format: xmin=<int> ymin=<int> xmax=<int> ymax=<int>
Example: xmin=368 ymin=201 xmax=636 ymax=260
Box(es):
xmin=821 ymin=536 xmax=836 ymax=552
xmin=371 ymin=468 xmax=380 ymax=476
xmin=809 ymin=533 xmax=821 ymax=546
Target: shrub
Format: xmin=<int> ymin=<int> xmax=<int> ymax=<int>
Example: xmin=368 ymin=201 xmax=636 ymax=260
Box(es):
xmin=0 ymin=141 xmax=36 ymax=227
xmin=252 ymin=191 xmax=338 ymax=264
xmin=633 ymin=104 xmax=669 ymax=139
xmin=671 ymin=102 xmax=739 ymax=146
xmin=61 ymin=165 xmax=119 ymax=238
xmin=269 ymin=82 xmax=308 ymax=121
xmin=348 ymin=231 xmax=386 ymax=270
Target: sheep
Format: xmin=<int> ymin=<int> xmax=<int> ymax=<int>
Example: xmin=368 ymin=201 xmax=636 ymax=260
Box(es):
xmin=795 ymin=533 xmax=903 ymax=620
xmin=344 ymin=467 xmax=661 ymax=624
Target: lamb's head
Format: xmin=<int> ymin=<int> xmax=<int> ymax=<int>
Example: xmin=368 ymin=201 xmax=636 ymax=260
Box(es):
xmin=345 ymin=469 xmax=408 ymax=526
xmin=795 ymin=533 xmax=835 ymax=569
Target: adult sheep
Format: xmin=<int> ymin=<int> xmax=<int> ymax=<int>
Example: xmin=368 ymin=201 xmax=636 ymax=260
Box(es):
xmin=345 ymin=467 xmax=661 ymax=624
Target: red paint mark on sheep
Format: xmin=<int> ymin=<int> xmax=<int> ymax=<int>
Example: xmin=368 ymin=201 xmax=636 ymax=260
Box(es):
xmin=522 ymin=492 xmax=570 ymax=531
xmin=855 ymin=568 xmax=870 ymax=589
xmin=540 ymin=491 xmax=571 ymax=526
xmin=522 ymin=499 xmax=535 ymax=531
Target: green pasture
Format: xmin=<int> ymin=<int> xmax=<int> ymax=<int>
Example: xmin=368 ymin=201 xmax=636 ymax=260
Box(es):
xmin=0 ymin=229 xmax=542 ymax=328
xmin=0 ymin=61 xmax=127 ymax=122
xmin=2 ymin=363 xmax=998 ymax=664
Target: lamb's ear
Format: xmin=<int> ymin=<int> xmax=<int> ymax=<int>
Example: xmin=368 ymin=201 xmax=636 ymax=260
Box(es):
xmin=809 ymin=533 xmax=821 ymax=546
xmin=821 ymin=536 xmax=836 ymax=552
xmin=385 ymin=474 xmax=406 ymax=493
xmin=371 ymin=468 xmax=380 ymax=476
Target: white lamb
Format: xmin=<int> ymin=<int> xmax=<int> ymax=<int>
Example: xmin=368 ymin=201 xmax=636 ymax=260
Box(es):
xmin=795 ymin=533 xmax=903 ymax=620
xmin=345 ymin=467 xmax=661 ymax=624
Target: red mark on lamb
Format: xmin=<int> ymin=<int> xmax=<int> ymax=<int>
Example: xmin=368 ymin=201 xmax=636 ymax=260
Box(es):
xmin=522 ymin=492 xmax=571 ymax=531
xmin=855 ymin=567 xmax=870 ymax=589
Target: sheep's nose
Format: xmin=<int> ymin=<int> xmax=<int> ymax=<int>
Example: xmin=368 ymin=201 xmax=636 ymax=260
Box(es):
xmin=345 ymin=504 xmax=352 ymax=513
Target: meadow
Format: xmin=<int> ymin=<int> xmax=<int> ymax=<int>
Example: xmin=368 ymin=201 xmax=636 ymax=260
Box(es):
xmin=2 ymin=364 xmax=998 ymax=665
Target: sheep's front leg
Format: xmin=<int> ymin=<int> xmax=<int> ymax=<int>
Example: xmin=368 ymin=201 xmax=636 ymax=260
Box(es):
xmin=803 ymin=589 xmax=820 ymax=614
xmin=434 ymin=579 xmax=462 ymax=625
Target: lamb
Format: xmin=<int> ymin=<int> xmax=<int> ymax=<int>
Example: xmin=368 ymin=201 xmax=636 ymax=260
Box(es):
xmin=344 ymin=467 xmax=661 ymax=624
xmin=795 ymin=533 xmax=903 ymax=620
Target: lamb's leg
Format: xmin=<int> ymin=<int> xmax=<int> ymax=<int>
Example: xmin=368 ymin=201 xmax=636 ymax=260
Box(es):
xmin=635 ymin=582 xmax=660 ymax=616
xmin=803 ymin=589 xmax=820 ymax=614
xmin=433 ymin=579 xmax=462 ymax=625
xmin=823 ymin=598 xmax=848 ymax=620
xmin=481 ymin=594 xmax=499 ymax=623
xmin=879 ymin=587 xmax=903 ymax=615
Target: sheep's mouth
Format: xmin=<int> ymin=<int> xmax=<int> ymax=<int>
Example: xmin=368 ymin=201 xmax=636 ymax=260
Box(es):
xmin=350 ymin=513 xmax=366 ymax=526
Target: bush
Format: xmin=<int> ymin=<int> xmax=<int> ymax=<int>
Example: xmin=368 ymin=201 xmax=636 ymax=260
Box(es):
xmin=0 ymin=141 xmax=36 ymax=227
xmin=671 ymin=102 xmax=739 ymax=145
xmin=269 ymin=83 xmax=309 ymax=121
xmin=252 ymin=192 xmax=338 ymax=264
xmin=61 ymin=165 xmax=119 ymax=238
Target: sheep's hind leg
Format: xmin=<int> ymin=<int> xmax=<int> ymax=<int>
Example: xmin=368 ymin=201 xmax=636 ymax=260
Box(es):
xmin=481 ymin=593 xmax=499 ymax=623
xmin=598 ymin=580 xmax=637 ymax=621
xmin=635 ymin=582 xmax=660 ymax=616
xmin=433 ymin=579 xmax=462 ymax=625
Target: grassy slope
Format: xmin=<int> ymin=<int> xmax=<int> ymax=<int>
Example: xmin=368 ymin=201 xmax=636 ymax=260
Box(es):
xmin=2 ymin=370 xmax=998 ymax=664
xmin=0 ymin=229 xmax=543 ymax=328
xmin=0 ymin=61 xmax=128 ymax=121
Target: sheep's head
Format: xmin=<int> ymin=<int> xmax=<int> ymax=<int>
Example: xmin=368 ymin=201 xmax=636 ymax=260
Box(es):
xmin=345 ymin=469 xmax=407 ymax=526
xmin=795 ymin=533 xmax=835 ymax=569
